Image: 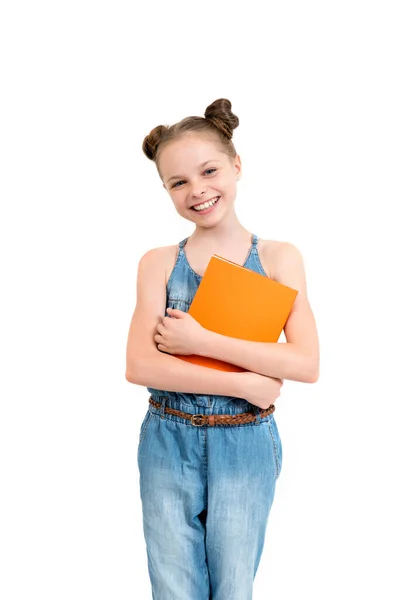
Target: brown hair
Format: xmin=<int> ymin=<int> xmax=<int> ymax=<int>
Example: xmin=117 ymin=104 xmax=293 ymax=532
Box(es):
xmin=142 ymin=98 xmax=239 ymax=176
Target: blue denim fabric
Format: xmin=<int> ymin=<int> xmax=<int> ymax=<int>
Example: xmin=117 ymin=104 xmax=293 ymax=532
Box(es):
xmin=138 ymin=235 xmax=283 ymax=599
xmin=148 ymin=234 xmax=268 ymax=406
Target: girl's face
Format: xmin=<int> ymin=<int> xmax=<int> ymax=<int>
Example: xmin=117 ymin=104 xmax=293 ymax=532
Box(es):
xmin=158 ymin=133 xmax=241 ymax=226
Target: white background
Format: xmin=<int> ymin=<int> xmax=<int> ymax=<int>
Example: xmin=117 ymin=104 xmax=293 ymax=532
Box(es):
xmin=1 ymin=1 xmax=399 ymax=598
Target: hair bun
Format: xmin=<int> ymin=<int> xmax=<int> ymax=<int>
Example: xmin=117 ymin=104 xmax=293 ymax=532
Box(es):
xmin=204 ymin=98 xmax=239 ymax=139
xmin=142 ymin=124 xmax=168 ymax=161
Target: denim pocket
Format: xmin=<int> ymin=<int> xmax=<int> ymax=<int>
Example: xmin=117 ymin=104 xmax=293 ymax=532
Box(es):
xmin=266 ymin=416 xmax=283 ymax=480
xmin=138 ymin=410 xmax=154 ymax=449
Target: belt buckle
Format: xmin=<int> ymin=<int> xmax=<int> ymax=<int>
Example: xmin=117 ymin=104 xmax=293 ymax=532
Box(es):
xmin=191 ymin=414 xmax=207 ymax=426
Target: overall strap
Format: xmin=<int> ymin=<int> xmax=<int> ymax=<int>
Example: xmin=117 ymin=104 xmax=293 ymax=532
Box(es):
xmin=248 ymin=233 xmax=267 ymax=276
xmin=178 ymin=237 xmax=189 ymax=252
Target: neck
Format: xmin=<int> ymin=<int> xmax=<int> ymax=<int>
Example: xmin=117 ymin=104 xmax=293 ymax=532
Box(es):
xmin=190 ymin=209 xmax=251 ymax=247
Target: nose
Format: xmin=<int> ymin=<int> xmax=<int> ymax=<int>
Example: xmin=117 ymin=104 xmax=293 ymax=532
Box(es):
xmin=191 ymin=182 xmax=206 ymax=198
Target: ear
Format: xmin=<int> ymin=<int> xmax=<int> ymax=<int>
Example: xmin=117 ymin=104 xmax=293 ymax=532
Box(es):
xmin=234 ymin=154 xmax=242 ymax=181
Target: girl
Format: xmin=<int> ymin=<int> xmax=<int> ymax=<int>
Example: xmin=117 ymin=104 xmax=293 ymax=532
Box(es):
xmin=126 ymin=98 xmax=319 ymax=600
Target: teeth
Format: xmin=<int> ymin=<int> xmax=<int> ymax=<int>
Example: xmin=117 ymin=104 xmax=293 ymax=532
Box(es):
xmin=193 ymin=197 xmax=219 ymax=211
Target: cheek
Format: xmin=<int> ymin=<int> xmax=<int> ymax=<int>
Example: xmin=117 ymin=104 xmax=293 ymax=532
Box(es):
xmin=171 ymin=195 xmax=187 ymax=215
xmin=221 ymin=177 xmax=237 ymax=196
xmin=218 ymin=173 xmax=235 ymax=189
xmin=170 ymin=192 xmax=182 ymax=206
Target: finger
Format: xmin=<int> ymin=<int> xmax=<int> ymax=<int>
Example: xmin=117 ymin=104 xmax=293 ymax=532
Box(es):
xmin=157 ymin=344 xmax=171 ymax=353
xmin=166 ymin=308 xmax=183 ymax=318
xmin=156 ymin=323 xmax=166 ymax=334
xmin=154 ymin=334 xmax=163 ymax=344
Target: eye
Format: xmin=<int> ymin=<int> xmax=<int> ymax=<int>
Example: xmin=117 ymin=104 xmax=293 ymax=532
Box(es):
xmin=204 ymin=168 xmax=216 ymax=176
xmin=171 ymin=180 xmax=185 ymax=189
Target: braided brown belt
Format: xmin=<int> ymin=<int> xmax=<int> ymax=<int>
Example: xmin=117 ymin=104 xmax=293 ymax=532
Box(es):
xmin=149 ymin=397 xmax=275 ymax=427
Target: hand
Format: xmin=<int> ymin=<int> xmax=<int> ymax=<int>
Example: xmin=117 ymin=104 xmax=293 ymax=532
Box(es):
xmin=154 ymin=308 xmax=208 ymax=355
xmin=236 ymin=371 xmax=283 ymax=410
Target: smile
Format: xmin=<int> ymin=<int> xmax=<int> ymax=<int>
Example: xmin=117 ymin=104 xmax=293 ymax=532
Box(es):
xmin=191 ymin=196 xmax=220 ymax=212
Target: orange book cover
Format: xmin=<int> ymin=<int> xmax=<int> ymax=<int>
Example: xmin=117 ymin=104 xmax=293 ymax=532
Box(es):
xmin=175 ymin=255 xmax=298 ymax=372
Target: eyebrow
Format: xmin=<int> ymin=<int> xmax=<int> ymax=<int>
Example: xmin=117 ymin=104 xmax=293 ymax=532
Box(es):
xmin=166 ymin=160 xmax=222 ymax=184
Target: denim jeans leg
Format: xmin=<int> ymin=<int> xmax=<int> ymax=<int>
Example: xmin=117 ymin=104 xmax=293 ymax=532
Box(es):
xmin=205 ymin=419 xmax=278 ymax=600
xmin=137 ymin=411 xmax=210 ymax=600
xmin=137 ymin=398 xmax=281 ymax=600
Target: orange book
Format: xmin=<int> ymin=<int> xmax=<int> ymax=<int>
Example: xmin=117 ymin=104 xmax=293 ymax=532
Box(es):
xmin=176 ymin=255 xmax=298 ymax=372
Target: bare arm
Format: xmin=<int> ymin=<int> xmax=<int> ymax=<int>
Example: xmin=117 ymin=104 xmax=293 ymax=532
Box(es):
xmin=125 ymin=247 xmax=244 ymax=396
xmin=196 ymin=243 xmax=320 ymax=383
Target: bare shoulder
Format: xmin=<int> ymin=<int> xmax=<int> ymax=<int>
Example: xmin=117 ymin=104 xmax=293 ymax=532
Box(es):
xmin=138 ymin=244 xmax=179 ymax=286
xmin=126 ymin=244 xmax=178 ymax=372
xmin=258 ymin=239 xmax=307 ymax=291
xmin=260 ymin=239 xmax=318 ymax=379
xmin=258 ymin=239 xmax=287 ymax=279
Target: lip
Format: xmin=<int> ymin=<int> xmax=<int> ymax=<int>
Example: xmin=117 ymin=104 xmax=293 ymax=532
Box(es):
xmin=190 ymin=196 xmax=220 ymax=209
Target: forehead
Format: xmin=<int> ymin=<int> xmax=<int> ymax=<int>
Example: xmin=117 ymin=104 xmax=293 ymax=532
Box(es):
xmin=158 ymin=133 xmax=228 ymax=175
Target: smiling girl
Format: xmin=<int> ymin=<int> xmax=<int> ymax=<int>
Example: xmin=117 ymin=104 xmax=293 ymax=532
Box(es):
xmin=125 ymin=98 xmax=319 ymax=600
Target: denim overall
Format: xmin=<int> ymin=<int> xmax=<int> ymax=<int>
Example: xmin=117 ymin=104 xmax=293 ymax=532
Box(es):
xmin=137 ymin=234 xmax=283 ymax=600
